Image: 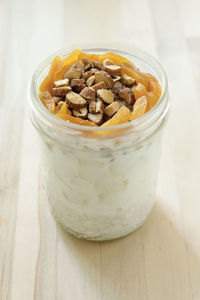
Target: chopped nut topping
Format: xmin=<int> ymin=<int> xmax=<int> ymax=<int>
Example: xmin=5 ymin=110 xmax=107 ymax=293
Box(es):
xmin=73 ymin=107 xmax=88 ymax=118
xmin=97 ymin=89 xmax=114 ymax=104
xmin=71 ymin=79 xmax=85 ymax=92
xmin=103 ymin=58 xmax=115 ymax=66
xmin=80 ymin=87 xmax=96 ymax=100
xmin=64 ymin=68 xmax=82 ymax=79
xmin=103 ymin=65 xmax=121 ymax=76
xmin=89 ymin=99 xmax=104 ymax=114
xmin=93 ymin=61 xmax=103 ymax=69
xmin=52 ymin=86 xmax=72 ymax=97
xmin=119 ymin=87 xmax=134 ymax=105
xmin=104 ymin=101 xmax=121 ymax=117
xmin=72 ymin=61 xmax=85 ymax=71
xmin=83 ymin=70 xmax=93 ymax=80
xmin=66 ymin=91 xmax=87 ymax=109
xmin=92 ymin=81 xmax=107 ymax=90
xmin=39 ymin=50 xmax=162 ymax=127
xmin=95 ymin=71 xmax=113 ymax=89
xmin=113 ymin=81 xmax=123 ymax=94
xmin=86 ymin=75 xmax=95 ymax=87
xmin=121 ymin=74 xmax=136 ymax=86
xmin=113 ymin=76 xmax=121 ymax=82
xmin=82 ymin=57 xmax=92 ymax=70
xmin=88 ymin=113 xmax=103 ymax=125
xmin=52 ymin=97 xmax=62 ymax=105
xmin=54 ymin=78 xmax=69 ymax=87
xmin=57 ymin=100 xmax=65 ymax=110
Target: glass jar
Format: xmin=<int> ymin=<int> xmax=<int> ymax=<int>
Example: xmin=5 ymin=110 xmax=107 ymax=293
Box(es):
xmin=29 ymin=44 xmax=169 ymax=241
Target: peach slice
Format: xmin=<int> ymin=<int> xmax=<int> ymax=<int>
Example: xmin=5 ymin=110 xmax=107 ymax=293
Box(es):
xmin=101 ymin=106 xmax=131 ymax=127
xmin=130 ymin=96 xmax=147 ymax=121
xmin=134 ymin=83 xmax=159 ymax=112
xmin=56 ymin=112 xmax=97 ymax=127
xmin=39 ymin=56 xmax=64 ymax=93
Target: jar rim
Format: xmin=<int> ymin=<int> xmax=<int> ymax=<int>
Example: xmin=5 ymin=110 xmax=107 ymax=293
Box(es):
xmin=29 ymin=43 xmax=169 ymax=136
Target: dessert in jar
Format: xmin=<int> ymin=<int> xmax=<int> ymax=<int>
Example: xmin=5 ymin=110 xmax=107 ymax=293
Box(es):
xmin=29 ymin=45 xmax=169 ymax=241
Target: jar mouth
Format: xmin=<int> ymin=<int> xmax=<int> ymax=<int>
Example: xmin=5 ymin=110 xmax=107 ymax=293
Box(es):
xmin=29 ymin=43 xmax=169 ymax=136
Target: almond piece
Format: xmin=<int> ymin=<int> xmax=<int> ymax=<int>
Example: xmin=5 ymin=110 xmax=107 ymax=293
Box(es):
xmin=119 ymin=87 xmax=135 ymax=105
xmin=83 ymin=71 xmax=93 ymax=80
xmin=113 ymin=81 xmax=123 ymax=94
xmin=57 ymin=101 xmax=65 ymax=110
xmin=96 ymin=99 xmax=104 ymax=114
xmin=103 ymin=58 xmax=115 ymax=66
xmin=72 ymin=61 xmax=85 ymax=71
xmin=52 ymin=86 xmax=72 ymax=97
xmin=91 ymin=68 xmax=99 ymax=74
xmin=53 ymin=97 xmax=62 ymax=105
xmin=113 ymin=76 xmax=121 ymax=82
xmin=93 ymin=61 xmax=103 ymax=69
xmin=89 ymin=102 xmax=97 ymax=114
xmin=86 ymin=75 xmax=95 ymax=87
xmin=89 ymin=100 xmax=104 ymax=114
xmin=73 ymin=107 xmax=88 ymax=118
xmin=95 ymin=71 xmax=113 ymax=88
xmin=97 ymin=89 xmax=114 ymax=104
xmin=121 ymin=74 xmax=136 ymax=86
xmin=54 ymin=78 xmax=69 ymax=87
xmin=103 ymin=65 xmax=121 ymax=76
xmin=71 ymin=79 xmax=85 ymax=92
xmin=66 ymin=91 xmax=87 ymax=109
xmin=88 ymin=113 xmax=103 ymax=125
xmin=80 ymin=87 xmax=96 ymax=100
xmin=64 ymin=68 xmax=82 ymax=79
xmin=104 ymin=101 xmax=121 ymax=117
xmin=82 ymin=57 xmax=92 ymax=70
xmin=92 ymin=81 xmax=107 ymax=91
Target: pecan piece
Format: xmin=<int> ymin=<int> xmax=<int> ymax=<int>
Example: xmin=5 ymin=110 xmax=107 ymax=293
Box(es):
xmin=103 ymin=65 xmax=121 ymax=76
xmin=86 ymin=75 xmax=95 ymax=87
xmin=70 ymin=79 xmax=85 ymax=92
xmin=79 ymin=87 xmax=96 ymax=100
xmin=72 ymin=61 xmax=85 ymax=71
xmin=119 ymin=87 xmax=135 ymax=105
xmin=66 ymin=91 xmax=87 ymax=109
xmin=73 ymin=107 xmax=88 ymax=118
xmin=54 ymin=78 xmax=69 ymax=87
xmin=95 ymin=71 xmax=113 ymax=89
xmin=104 ymin=101 xmax=121 ymax=117
xmin=97 ymin=89 xmax=114 ymax=104
xmin=121 ymin=74 xmax=136 ymax=86
xmin=88 ymin=113 xmax=103 ymax=125
xmin=64 ymin=68 xmax=82 ymax=79
xmin=52 ymin=86 xmax=72 ymax=97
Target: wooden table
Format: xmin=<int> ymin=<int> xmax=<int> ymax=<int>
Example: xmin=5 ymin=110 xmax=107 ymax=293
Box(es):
xmin=0 ymin=0 xmax=200 ymax=299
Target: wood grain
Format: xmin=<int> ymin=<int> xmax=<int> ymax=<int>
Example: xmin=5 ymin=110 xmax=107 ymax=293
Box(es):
xmin=0 ymin=0 xmax=200 ymax=299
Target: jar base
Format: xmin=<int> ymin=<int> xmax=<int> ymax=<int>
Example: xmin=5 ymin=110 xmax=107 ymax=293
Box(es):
xmin=50 ymin=206 xmax=148 ymax=242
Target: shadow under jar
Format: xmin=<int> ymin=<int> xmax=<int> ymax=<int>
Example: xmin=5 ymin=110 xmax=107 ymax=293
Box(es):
xmin=29 ymin=44 xmax=169 ymax=241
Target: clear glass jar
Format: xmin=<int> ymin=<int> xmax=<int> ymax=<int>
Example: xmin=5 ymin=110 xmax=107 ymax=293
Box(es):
xmin=29 ymin=43 xmax=169 ymax=241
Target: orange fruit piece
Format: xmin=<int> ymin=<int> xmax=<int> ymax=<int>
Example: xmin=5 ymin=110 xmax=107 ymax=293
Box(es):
xmin=43 ymin=98 xmax=56 ymax=114
xmin=56 ymin=113 xmax=97 ymax=127
xmin=143 ymin=73 xmax=162 ymax=98
xmin=130 ymin=96 xmax=147 ymax=121
xmin=57 ymin=49 xmax=83 ymax=79
xmin=56 ymin=102 xmax=71 ymax=115
xmin=39 ymin=91 xmax=52 ymax=101
xmin=101 ymin=106 xmax=131 ymax=127
xmin=39 ymin=56 xmax=64 ymax=93
xmin=134 ymin=83 xmax=159 ymax=112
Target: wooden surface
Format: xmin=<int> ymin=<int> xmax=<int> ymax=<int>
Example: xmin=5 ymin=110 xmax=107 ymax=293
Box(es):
xmin=0 ymin=0 xmax=200 ymax=299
